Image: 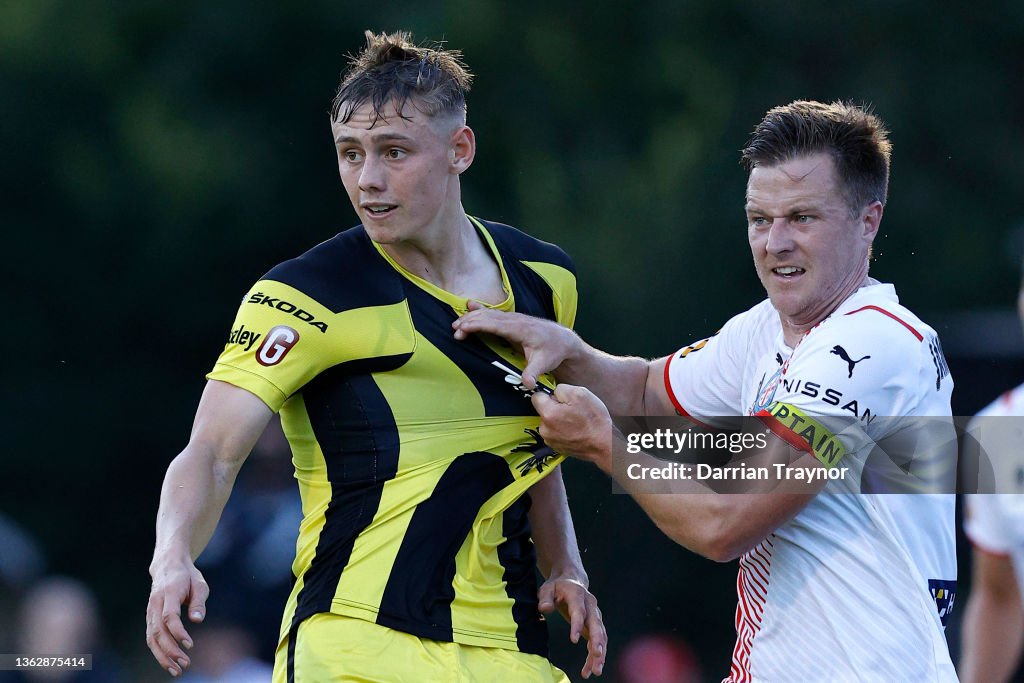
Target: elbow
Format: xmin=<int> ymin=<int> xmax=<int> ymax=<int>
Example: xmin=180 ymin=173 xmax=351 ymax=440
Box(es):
xmin=695 ymin=524 xmax=749 ymax=563
xmin=654 ymin=514 xmax=750 ymax=563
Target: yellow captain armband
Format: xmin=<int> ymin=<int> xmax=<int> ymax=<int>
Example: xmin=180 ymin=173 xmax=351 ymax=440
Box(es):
xmin=757 ymin=401 xmax=847 ymax=468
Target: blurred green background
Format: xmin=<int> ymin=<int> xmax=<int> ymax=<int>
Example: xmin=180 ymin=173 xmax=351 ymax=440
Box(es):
xmin=4 ymin=1 xmax=1024 ymax=680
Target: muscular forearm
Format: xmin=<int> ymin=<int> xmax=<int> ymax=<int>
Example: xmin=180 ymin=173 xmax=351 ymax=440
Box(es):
xmin=557 ymin=340 xmax=652 ymax=417
xmin=528 ymin=466 xmax=587 ymax=583
xmin=598 ymin=431 xmax=818 ymax=562
xmin=960 ymin=582 xmax=1024 ymax=682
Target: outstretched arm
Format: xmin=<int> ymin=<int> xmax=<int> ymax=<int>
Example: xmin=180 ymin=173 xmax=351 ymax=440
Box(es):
xmin=531 ymin=384 xmax=823 ymax=562
xmin=146 ymin=380 xmax=273 ymax=678
xmin=529 ymin=467 xmax=607 ymax=678
xmin=453 ymin=304 xmax=653 ymax=416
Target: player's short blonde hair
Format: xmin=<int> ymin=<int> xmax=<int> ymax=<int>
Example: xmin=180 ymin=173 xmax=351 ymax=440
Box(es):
xmin=331 ymin=30 xmax=473 ymax=125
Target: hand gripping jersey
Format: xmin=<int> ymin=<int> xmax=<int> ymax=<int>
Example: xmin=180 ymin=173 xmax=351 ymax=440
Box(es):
xmin=664 ymin=282 xmax=958 ymax=682
xmin=207 ymin=218 xmax=577 ymax=658
xmin=964 ymin=384 xmax=1024 ymax=597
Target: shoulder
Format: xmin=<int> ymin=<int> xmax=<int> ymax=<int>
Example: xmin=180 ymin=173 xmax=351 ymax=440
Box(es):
xmin=786 ymin=285 xmax=951 ymax=416
xmin=814 ymin=285 xmax=938 ymax=361
xmin=475 ymin=218 xmax=576 ymax=274
xmin=665 ymin=298 xmax=777 ymax=391
xmin=709 ymin=297 xmax=780 ymax=349
xmin=839 ymin=303 xmax=930 ymax=346
xmin=258 ymin=225 xmax=404 ymax=313
xmin=975 ymin=383 xmax=1024 ymax=418
xmin=735 ymin=298 xmax=781 ymax=334
xmin=670 ymin=298 xmax=778 ymax=367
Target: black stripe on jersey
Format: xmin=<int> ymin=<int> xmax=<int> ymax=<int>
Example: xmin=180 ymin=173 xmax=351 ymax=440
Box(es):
xmin=261 ymin=227 xmax=405 ymax=314
xmin=377 ymin=451 xmax=519 ymax=642
xmin=479 ymin=219 xmax=576 ymax=276
xmin=403 ymin=282 xmax=537 ymax=417
xmin=498 ymin=493 xmax=549 ymax=656
xmin=286 ymin=624 xmax=297 ymax=683
xmin=505 ymin=257 xmax=557 ymax=321
xmin=481 ymin=219 xmax=573 ymax=321
xmin=290 ymin=358 xmax=407 ymax=627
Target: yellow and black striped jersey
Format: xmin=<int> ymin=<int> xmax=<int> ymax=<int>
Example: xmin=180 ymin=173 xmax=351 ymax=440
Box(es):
xmin=207 ymin=217 xmax=578 ymax=657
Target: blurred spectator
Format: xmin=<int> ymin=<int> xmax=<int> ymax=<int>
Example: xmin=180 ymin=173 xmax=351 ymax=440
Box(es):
xmin=618 ymin=633 xmax=703 ymax=683
xmin=0 ymin=576 xmax=124 ymax=683
xmin=0 ymin=513 xmax=46 ymax=651
xmin=178 ymin=619 xmax=272 ymax=683
xmin=0 ymin=514 xmax=45 ymax=591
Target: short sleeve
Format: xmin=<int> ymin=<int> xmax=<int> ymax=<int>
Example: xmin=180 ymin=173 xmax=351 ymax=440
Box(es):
xmin=207 ymin=278 xmax=417 ymax=412
xmin=664 ymin=310 xmax=754 ymax=419
xmin=964 ymin=495 xmax=1012 ymax=555
xmin=205 ymin=280 xmax=344 ymax=411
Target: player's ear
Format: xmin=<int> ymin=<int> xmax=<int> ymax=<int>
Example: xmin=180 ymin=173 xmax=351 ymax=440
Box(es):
xmin=449 ymin=125 xmax=475 ymax=175
xmin=860 ymin=200 xmax=883 ymax=243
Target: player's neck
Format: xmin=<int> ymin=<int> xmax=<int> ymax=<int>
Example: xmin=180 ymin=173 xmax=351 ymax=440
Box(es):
xmin=381 ymin=205 xmax=506 ymax=304
xmin=779 ymin=272 xmax=870 ymax=347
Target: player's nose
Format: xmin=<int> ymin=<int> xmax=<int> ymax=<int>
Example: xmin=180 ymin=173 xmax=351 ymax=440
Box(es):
xmin=358 ymin=156 xmax=387 ymax=192
xmin=765 ymin=218 xmax=796 ymax=254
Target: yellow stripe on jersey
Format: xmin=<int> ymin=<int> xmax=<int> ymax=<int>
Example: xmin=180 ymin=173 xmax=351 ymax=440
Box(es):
xmin=522 ymin=260 xmax=578 ymax=329
xmin=209 ymin=281 xmax=414 ymax=411
xmin=762 ymin=401 xmax=847 ymax=468
xmin=212 ymin=220 xmax=577 ymax=657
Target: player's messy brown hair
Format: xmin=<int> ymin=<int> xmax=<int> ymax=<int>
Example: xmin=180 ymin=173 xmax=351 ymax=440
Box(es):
xmin=741 ymin=100 xmax=892 ymax=216
xmin=331 ymin=30 xmax=473 ymax=125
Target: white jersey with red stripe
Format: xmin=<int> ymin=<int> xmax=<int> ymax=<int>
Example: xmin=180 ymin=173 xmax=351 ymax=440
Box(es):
xmin=964 ymin=384 xmax=1024 ymax=597
xmin=664 ymin=281 xmax=958 ymax=682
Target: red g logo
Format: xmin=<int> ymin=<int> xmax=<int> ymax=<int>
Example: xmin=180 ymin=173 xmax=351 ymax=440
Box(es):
xmin=256 ymin=325 xmax=299 ymax=366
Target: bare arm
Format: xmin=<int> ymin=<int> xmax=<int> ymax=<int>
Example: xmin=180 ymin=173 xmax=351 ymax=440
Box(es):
xmin=609 ymin=429 xmax=821 ymax=562
xmin=532 ymin=384 xmax=823 ymax=562
xmin=146 ymin=380 xmax=274 ymax=677
xmin=959 ymin=548 xmax=1024 ymax=683
xmin=528 ymin=467 xmax=607 ymax=678
xmin=453 ymin=305 xmax=652 ymax=415
xmin=529 ymin=466 xmax=588 ymax=583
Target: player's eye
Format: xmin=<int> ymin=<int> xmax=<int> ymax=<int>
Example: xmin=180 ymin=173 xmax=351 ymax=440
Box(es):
xmin=749 ymin=216 xmax=770 ymax=228
xmin=794 ymin=214 xmax=813 ymax=224
xmin=386 ymin=148 xmax=407 ymax=160
xmin=342 ymin=149 xmax=363 ymax=163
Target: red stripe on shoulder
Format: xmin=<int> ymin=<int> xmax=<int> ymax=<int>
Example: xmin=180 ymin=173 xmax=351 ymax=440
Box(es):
xmin=663 ymin=352 xmax=715 ymax=430
xmin=844 ymin=305 xmax=924 ymax=341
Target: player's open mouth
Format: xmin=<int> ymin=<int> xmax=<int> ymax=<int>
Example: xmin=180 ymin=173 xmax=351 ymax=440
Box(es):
xmin=363 ymin=204 xmax=397 ymax=218
xmin=772 ymin=266 xmax=805 ymax=278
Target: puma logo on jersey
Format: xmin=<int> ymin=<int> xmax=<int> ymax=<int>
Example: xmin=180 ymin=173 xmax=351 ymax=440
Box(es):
xmin=830 ymin=345 xmax=870 ymax=378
